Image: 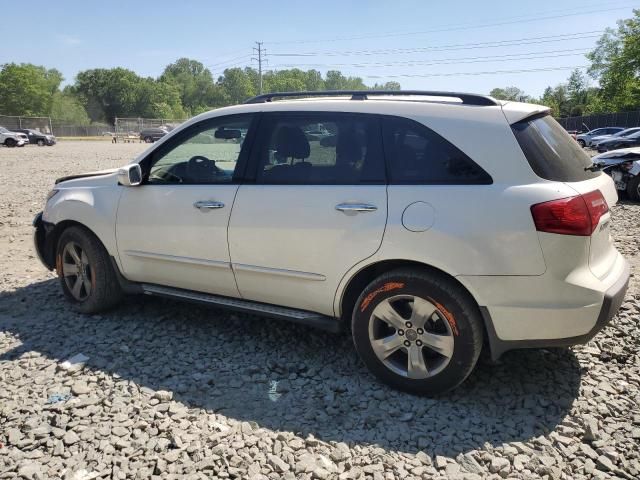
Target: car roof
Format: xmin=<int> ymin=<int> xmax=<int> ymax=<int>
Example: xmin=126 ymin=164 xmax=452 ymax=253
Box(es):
xmin=180 ymin=95 xmax=549 ymax=127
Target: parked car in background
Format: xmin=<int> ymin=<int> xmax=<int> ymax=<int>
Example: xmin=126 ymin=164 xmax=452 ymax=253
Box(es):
xmin=597 ymin=130 xmax=640 ymax=152
xmin=15 ymin=129 xmax=56 ymax=146
xmin=566 ymin=130 xmax=580 ymax=140
xmin=591 ymin=127 xmax=640 ymax=149
xmin=139 ymin=127 xmax=168 ymax=143
xmin=0 ymin=126 xmax=27 ymax=147
xmin=576 ymin=127 xmax=624 ymax=148
xmin=592 ymin=148 xmax=640 ymax=201
xmin=33 ymin=90 xmax=629 ymax=395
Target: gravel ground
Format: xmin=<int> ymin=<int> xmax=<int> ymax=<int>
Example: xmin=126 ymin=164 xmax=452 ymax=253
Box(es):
xmin=1 ymin=141 xmax=639 ymax=480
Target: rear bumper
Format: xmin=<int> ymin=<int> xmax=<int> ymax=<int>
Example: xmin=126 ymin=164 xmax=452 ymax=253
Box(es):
xmin=462 ymin=258 xmax=630 ymax=360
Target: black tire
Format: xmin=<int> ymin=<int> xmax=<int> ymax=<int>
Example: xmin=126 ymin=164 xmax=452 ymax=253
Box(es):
xmin=56 ymin=226 xmax=123 ymax=313
xmin=144 ymin=136 xmax=153 ymax=143
xmin=352 ymin=268 xmax=483 ymax=395
xmin=626 ymin=175 xmax=640 ymax=202
xmin=4 ymin=138 xmax=16 ymax=148
xmin=37 ymin=139 xmax=45 ymax=146
xmin=577 ymin=139 xmax=586 ymax=148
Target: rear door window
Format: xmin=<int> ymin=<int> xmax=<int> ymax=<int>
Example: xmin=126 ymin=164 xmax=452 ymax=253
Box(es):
xmin=511 ymin=113 xmax=598 ymax=181
xmin=382 ymin=116 xmax=492 ymax=184
xmin=253 ymin=113 xmax=385 ymax=185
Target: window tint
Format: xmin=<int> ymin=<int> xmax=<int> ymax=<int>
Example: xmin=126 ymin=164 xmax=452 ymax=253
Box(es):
xmin=382 ymin=117 xmax=492 ymax=184
xmin=255 ymin=113 xmax=385 ymax=184
xmin=511 ymin=113 xmax=598 ymax=181
xmin=148 ymin=115 xmax=253 ymax=184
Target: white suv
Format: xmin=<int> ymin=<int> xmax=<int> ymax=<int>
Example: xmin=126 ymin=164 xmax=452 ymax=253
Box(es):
xmin=33 ymin=91 xmax=629 ymax=395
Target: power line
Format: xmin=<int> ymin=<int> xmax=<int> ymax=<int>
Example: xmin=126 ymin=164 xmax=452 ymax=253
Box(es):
xmin=269 ymin=48 xmax=591 ymax=69
xmin=207 ymin=54 xmax=253 ymax=69
xmin=269 ymin=31 xmax=604 ymax=57
xmin=365 ymin=65 xmax=589 ymax=79
xmin=266 ymin=3 xmax=636 ymax=45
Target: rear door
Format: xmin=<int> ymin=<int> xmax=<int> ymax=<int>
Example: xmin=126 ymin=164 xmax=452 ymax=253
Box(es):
xmin=228 ymin=112 xmax=387 ymax=316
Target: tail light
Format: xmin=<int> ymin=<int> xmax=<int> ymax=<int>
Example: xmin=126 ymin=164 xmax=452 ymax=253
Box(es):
xmin=531 ymin=190 xmax=608 ymax=236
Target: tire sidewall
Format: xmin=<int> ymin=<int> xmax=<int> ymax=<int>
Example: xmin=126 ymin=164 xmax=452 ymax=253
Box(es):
xmin=56 ymin=228 xmax=100 ymax=312
xmin=352 ymin=272 xmax=480 ymax=395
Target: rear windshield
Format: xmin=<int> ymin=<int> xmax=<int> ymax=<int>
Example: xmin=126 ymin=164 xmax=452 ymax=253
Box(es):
xmin=511 ymin=113 xmax=598 ymax=181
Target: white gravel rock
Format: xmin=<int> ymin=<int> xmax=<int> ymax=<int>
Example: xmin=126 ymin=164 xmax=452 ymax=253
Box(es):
xmin=0 ymin=141 xmax=639 ymax=479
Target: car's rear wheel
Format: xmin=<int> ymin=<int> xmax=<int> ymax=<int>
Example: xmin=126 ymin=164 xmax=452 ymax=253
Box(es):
xmin=627 ymin=175 xmax=640 ymax=202
xmin=56 ymin=226 xmax=123 ymax=313
xmin=4 ymin=138 xmax=16 ymax=148
xmin=37 ymin=139 xmax=45 ymax=146
xmin=352 ymin=268 xmax=483 ymax=395
xmin=577 ymin=139 xmax=586 ymax=148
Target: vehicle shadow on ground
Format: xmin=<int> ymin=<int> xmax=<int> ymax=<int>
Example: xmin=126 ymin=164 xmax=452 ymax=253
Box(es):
xmin=0 ymin=279 xmax=583 ymax=457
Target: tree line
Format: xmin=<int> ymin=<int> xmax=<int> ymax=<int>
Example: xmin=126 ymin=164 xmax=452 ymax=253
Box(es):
xmin=490 ymin=9 xmax=640 ymax=118
xmin=0 ymin=59 xmax=399 ymax=125
xmin=1 ymin=9 xmax=638 ymax=124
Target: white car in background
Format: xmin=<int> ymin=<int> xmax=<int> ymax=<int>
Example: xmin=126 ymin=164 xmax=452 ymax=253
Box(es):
xmin=33 ymin=91 xmax=630 ymax=395
xmin=0 ymin=126 xmax=27 ymax=147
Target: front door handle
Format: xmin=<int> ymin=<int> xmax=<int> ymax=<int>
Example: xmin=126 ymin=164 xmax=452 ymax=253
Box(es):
xmin=335 ymin=203 xmax=378 ymax=213
xmin=194 ymin=200 xmax=225 ymax=210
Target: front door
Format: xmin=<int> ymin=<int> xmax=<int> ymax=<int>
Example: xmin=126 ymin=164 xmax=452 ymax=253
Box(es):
xmin=116 ymin=114 xmax=256 ymax=296
xmin=228 ymin=112 xmax=388 ymax=316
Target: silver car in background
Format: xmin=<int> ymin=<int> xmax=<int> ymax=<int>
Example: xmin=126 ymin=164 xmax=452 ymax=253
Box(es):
xmin=576 ymin=127 xmax=624 ymax=147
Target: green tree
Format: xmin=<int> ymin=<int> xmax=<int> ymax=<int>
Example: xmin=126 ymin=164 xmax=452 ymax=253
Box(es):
xmin=0 ymin=63 xmax=63 ymax=115
xmin=587 ymin=9 xmax=640 ymax=111
xmin=489 ymin=86 xmax=530 ymax=102
xmin=218 ymin=68 xmax=256 ymax=104
xmin=324 ymin=70 xmax=367 ymax=90
xmin=160 ymin=58 xmax=215 ymax=115
xmin=372 ymin=81 xmax=402 ymax=91
xmin=50 ymin=92 xmax=90 ymax=125
xmin=565 ymin=69 xmax=590 ymax=116
xmin=72 ymin=68 xmax=143 ymax=123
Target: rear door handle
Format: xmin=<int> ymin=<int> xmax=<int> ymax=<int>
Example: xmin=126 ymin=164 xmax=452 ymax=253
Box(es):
xmin=194 ymin=200 xmax=225 ymax=210
xmin=335 ymin=203 xmax=378 ymax=213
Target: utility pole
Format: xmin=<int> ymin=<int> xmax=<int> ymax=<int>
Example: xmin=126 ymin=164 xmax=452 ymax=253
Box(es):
xmin=252 ymin=41 xmax=265 ymax=94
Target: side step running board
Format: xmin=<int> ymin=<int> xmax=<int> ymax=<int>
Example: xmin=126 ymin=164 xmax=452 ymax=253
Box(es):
xmin=141 ymin=284 xmax=341 ymax=333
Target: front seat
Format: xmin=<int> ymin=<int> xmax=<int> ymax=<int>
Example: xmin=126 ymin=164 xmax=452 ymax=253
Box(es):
xmin=265 ymin=126 xmax=311 ymax=181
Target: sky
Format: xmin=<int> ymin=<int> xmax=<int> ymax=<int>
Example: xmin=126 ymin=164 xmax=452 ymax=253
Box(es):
xmin=1 ymin=0 xmax=638 ymax=98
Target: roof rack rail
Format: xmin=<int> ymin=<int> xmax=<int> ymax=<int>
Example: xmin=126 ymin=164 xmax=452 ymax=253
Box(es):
xmin=244 ymin=90 xmax=498 ymax=106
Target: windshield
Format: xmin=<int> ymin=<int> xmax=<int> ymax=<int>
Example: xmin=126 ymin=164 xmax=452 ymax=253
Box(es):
xmin=0 ymin=127 xmax=8 ymax=133
xmin=629 ymin=131 xmax=640 ymax=139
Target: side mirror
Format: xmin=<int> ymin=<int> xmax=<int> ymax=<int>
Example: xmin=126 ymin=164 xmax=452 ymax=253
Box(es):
xmin=118 ymin=164 xmax=142 ymax=186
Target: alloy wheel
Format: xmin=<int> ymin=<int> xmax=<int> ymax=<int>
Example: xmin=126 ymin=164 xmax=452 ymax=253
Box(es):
xmin=368 ymin=294 xmax=454 ymax=379
xmin=61 ymin=241 xmax=92 ymax=301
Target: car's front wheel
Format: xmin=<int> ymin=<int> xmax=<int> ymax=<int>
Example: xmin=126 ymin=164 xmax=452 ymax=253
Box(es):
xmin=577 ymin=139 xmax=586 ymax=148
xmin=144 ymin=136 xmax=153 ymax=143
xmin=56 ymin=226 xmax=123 ymax=313
xmin=37 ymin=139 xmax=45 ymax=146
xmin=352 ymin=268 xmax=483 ymax=395
xmin=4 ymin=138 xmax=16 ymax=147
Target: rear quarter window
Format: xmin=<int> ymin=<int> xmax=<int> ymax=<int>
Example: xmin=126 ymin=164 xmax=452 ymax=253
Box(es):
xmin=511 ymin=113 xmax=598 ymax=181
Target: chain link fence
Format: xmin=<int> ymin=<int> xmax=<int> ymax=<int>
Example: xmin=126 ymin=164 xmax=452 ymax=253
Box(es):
xmin=557 ymin=111 xmax=640 ymax=131
xmin=114 ymin=117 xmax=186 ymax=142
xmin=50 ymin=121 xmax=112 ymax=137
xmin=0 ymin=115 xmax=53 ymax=134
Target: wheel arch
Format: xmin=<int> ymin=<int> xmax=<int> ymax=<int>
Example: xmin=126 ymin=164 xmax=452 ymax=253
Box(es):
xmin=337 ymin=259 xmax=492 ymax=352
xmin=44 ymin=220 xmax=104 ymax=270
